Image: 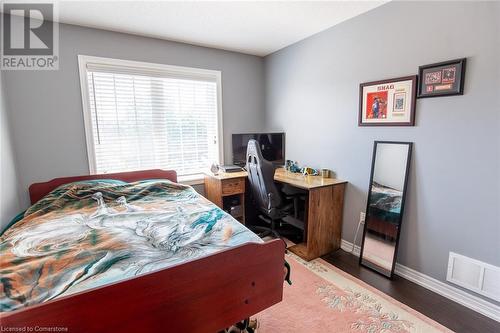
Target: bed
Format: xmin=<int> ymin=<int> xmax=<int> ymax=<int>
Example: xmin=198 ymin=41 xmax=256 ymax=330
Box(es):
xmin=366 ymin=182 xmax=403 ymax=240
xmin=0 ymin=169 xmax=286 ymax=332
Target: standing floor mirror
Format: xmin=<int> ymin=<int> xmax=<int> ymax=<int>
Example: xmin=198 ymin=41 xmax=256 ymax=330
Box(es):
xmin=359 ymin=141 xmax=413 ymax=278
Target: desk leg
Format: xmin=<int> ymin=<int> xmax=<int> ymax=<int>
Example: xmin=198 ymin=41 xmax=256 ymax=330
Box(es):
xmin=290 ymin=183 xmax=345 ymax=261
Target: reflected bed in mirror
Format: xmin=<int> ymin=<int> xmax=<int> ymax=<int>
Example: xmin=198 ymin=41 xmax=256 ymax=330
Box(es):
xmin=360 ymin=141 xmax=413 ymax=278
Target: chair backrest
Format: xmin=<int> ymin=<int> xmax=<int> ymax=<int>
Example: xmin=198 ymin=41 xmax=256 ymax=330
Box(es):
xmin=246 ymin=139 xmax=282 ymax=215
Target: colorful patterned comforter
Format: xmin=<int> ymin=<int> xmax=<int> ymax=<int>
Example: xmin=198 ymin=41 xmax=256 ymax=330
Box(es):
xmin=368 ymin=182 xmax=402 ymax=224
xmin=0 ymin=179 xmax=261 ymax=312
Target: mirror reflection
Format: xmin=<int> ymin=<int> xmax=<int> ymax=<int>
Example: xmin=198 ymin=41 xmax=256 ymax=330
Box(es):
xmin=360 ymin=141 xmax=412 ymax=278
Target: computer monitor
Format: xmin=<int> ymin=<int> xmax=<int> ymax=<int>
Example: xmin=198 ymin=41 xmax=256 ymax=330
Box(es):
xmin=232 ymin=132 xmax=285 ymax=167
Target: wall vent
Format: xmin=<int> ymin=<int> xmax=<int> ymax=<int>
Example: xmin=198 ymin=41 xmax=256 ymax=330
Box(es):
xmin=447 ymin=252 xmax=500 ymax=302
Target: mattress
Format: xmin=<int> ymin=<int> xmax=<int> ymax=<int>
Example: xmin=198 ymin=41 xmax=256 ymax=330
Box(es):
xmin=0 ymin=179 xmax=261 ymax=312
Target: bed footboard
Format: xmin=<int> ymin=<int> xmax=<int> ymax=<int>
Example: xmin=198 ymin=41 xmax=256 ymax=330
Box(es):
xmin=0 ymin=240 xmax=285 ymax=333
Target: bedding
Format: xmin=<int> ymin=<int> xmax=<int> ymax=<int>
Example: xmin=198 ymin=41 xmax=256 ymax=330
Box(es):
xmin=0 ymin=179 xmax=261 ymax=312
xmin=368 ymin=182 xmax=402 ymax=224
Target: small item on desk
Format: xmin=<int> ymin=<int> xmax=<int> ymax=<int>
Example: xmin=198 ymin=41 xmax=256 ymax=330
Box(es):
xmin=220 ymin=165 xmax=244 ymax=173
xmin=286 ymin=160 xmax=319 ymax=176
xmin=210 ymin=163 xmax=220 ymax=175
xmin=321 ymin=168 xmax=331 ymax=178
xmin=301 ymin=167 xmax=319 ymax=176
xmin=285 ymin=160 xmax=301 ymax=173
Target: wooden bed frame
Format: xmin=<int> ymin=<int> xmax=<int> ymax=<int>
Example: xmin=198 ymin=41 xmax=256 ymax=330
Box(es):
xmin=1 ymin=169 xmax=286 ymax=333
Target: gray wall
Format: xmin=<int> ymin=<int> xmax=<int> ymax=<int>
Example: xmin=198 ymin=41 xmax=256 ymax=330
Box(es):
xmin=0 ymin=71 xmax=21 ymax=229
xmin=264 ymin=0 xmax=500 ymax=290
xmin=2 ymin=22 xmax=265 ymax=208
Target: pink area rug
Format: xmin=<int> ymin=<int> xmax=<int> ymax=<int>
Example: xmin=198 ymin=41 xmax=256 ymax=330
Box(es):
xmin=254 ymin=253 xmax=453 ymax=333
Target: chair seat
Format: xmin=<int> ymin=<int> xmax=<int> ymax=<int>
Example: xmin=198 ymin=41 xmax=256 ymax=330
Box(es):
xmin=281 ymin=215 xmax=305 ymax=231
xmin=280 ymin=202 xmax=294 ymax=213
xmin=281 ymin=184 xmax=307 ymax=196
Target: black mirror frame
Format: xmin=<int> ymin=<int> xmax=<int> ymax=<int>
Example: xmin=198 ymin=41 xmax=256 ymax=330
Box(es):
xmin=359 ymin=141 xmax=413 ymax=278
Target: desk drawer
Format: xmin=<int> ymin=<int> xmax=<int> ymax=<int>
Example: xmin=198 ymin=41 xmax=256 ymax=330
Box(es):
xmin=221 ymin=178 xmax=245 ymax=195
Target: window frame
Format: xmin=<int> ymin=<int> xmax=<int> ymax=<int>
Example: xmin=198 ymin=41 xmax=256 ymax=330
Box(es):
xmin=77 ymin=55 xmax=224 ymax=176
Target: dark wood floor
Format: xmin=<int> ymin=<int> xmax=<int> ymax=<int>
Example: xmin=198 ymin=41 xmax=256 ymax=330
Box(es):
xmin=321 ymin=250 xmax=499 ymax=333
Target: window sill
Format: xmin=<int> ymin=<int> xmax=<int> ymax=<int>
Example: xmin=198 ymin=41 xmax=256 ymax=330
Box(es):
xmin=178 ymin=174 xmax=205 ymax=186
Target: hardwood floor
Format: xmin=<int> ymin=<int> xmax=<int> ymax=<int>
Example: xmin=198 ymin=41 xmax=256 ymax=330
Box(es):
xmin=322 ymin=250 xmax=500 ymax=333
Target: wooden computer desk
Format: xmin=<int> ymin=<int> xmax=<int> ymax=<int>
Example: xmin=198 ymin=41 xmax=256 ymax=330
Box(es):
xmin=204 ymin=168 xmax=347 ymax=261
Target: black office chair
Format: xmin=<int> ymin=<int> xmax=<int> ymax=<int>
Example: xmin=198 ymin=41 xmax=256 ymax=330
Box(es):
xmin=246 ymin=139 xmax=304 ymax=239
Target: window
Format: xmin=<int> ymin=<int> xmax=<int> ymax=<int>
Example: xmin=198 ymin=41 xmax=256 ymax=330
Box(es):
xmin=78 ymin=55 xmax=222 ymax=177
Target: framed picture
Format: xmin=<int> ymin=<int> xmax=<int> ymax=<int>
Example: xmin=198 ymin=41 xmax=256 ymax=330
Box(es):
xmin=359 ymin=75 xmax=417 ymax=126
xmin=418 ymin=58 xmax=466 ymax=98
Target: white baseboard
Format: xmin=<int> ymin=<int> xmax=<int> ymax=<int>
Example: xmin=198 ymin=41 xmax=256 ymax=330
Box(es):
xmin=341 ymin=239 xmax=362 ymax=256
xmin=340 ymin=239 xmax=500 ymax=322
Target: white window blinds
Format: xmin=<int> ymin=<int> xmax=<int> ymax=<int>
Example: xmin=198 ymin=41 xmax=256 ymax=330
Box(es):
xmin=79 ymin=56 xmax=222 ymax=177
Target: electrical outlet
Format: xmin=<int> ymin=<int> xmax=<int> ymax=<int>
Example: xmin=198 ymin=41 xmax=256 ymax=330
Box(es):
xmin=360 ymin=212 xmax=366 ymax=223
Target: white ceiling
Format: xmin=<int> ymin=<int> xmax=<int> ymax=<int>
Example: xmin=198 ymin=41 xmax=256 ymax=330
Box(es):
xmin=11 ymin=1 xmax=388 ymax=56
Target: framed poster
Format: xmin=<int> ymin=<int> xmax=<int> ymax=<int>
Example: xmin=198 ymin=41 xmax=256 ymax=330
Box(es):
xmin=359 ymin=75 xmax=417 ymax=126
xmin=418 ymin=58 xmax=466 ymax=98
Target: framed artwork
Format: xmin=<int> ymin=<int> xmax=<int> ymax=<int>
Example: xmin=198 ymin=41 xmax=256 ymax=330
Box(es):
xmin=418 ymin=58 xmax=466 ymax=98
xmin=359 ymin=75 xmax=417 ymax=126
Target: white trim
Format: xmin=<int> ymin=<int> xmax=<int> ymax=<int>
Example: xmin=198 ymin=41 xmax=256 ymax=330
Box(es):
xmin=77 ymin=54 xmax=224 ymax=175
xmin=79 ymin=55 xmax=221 ymax=81
xmin=77 ymin=55 xmax=98 ymax=174
xmin=340 ymin=239 xmax=500 ymax=322
xmin=341 ymin=238 xmax=362 ymax=256
xmin=216 ymin=70 xmax=224 ymax=165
